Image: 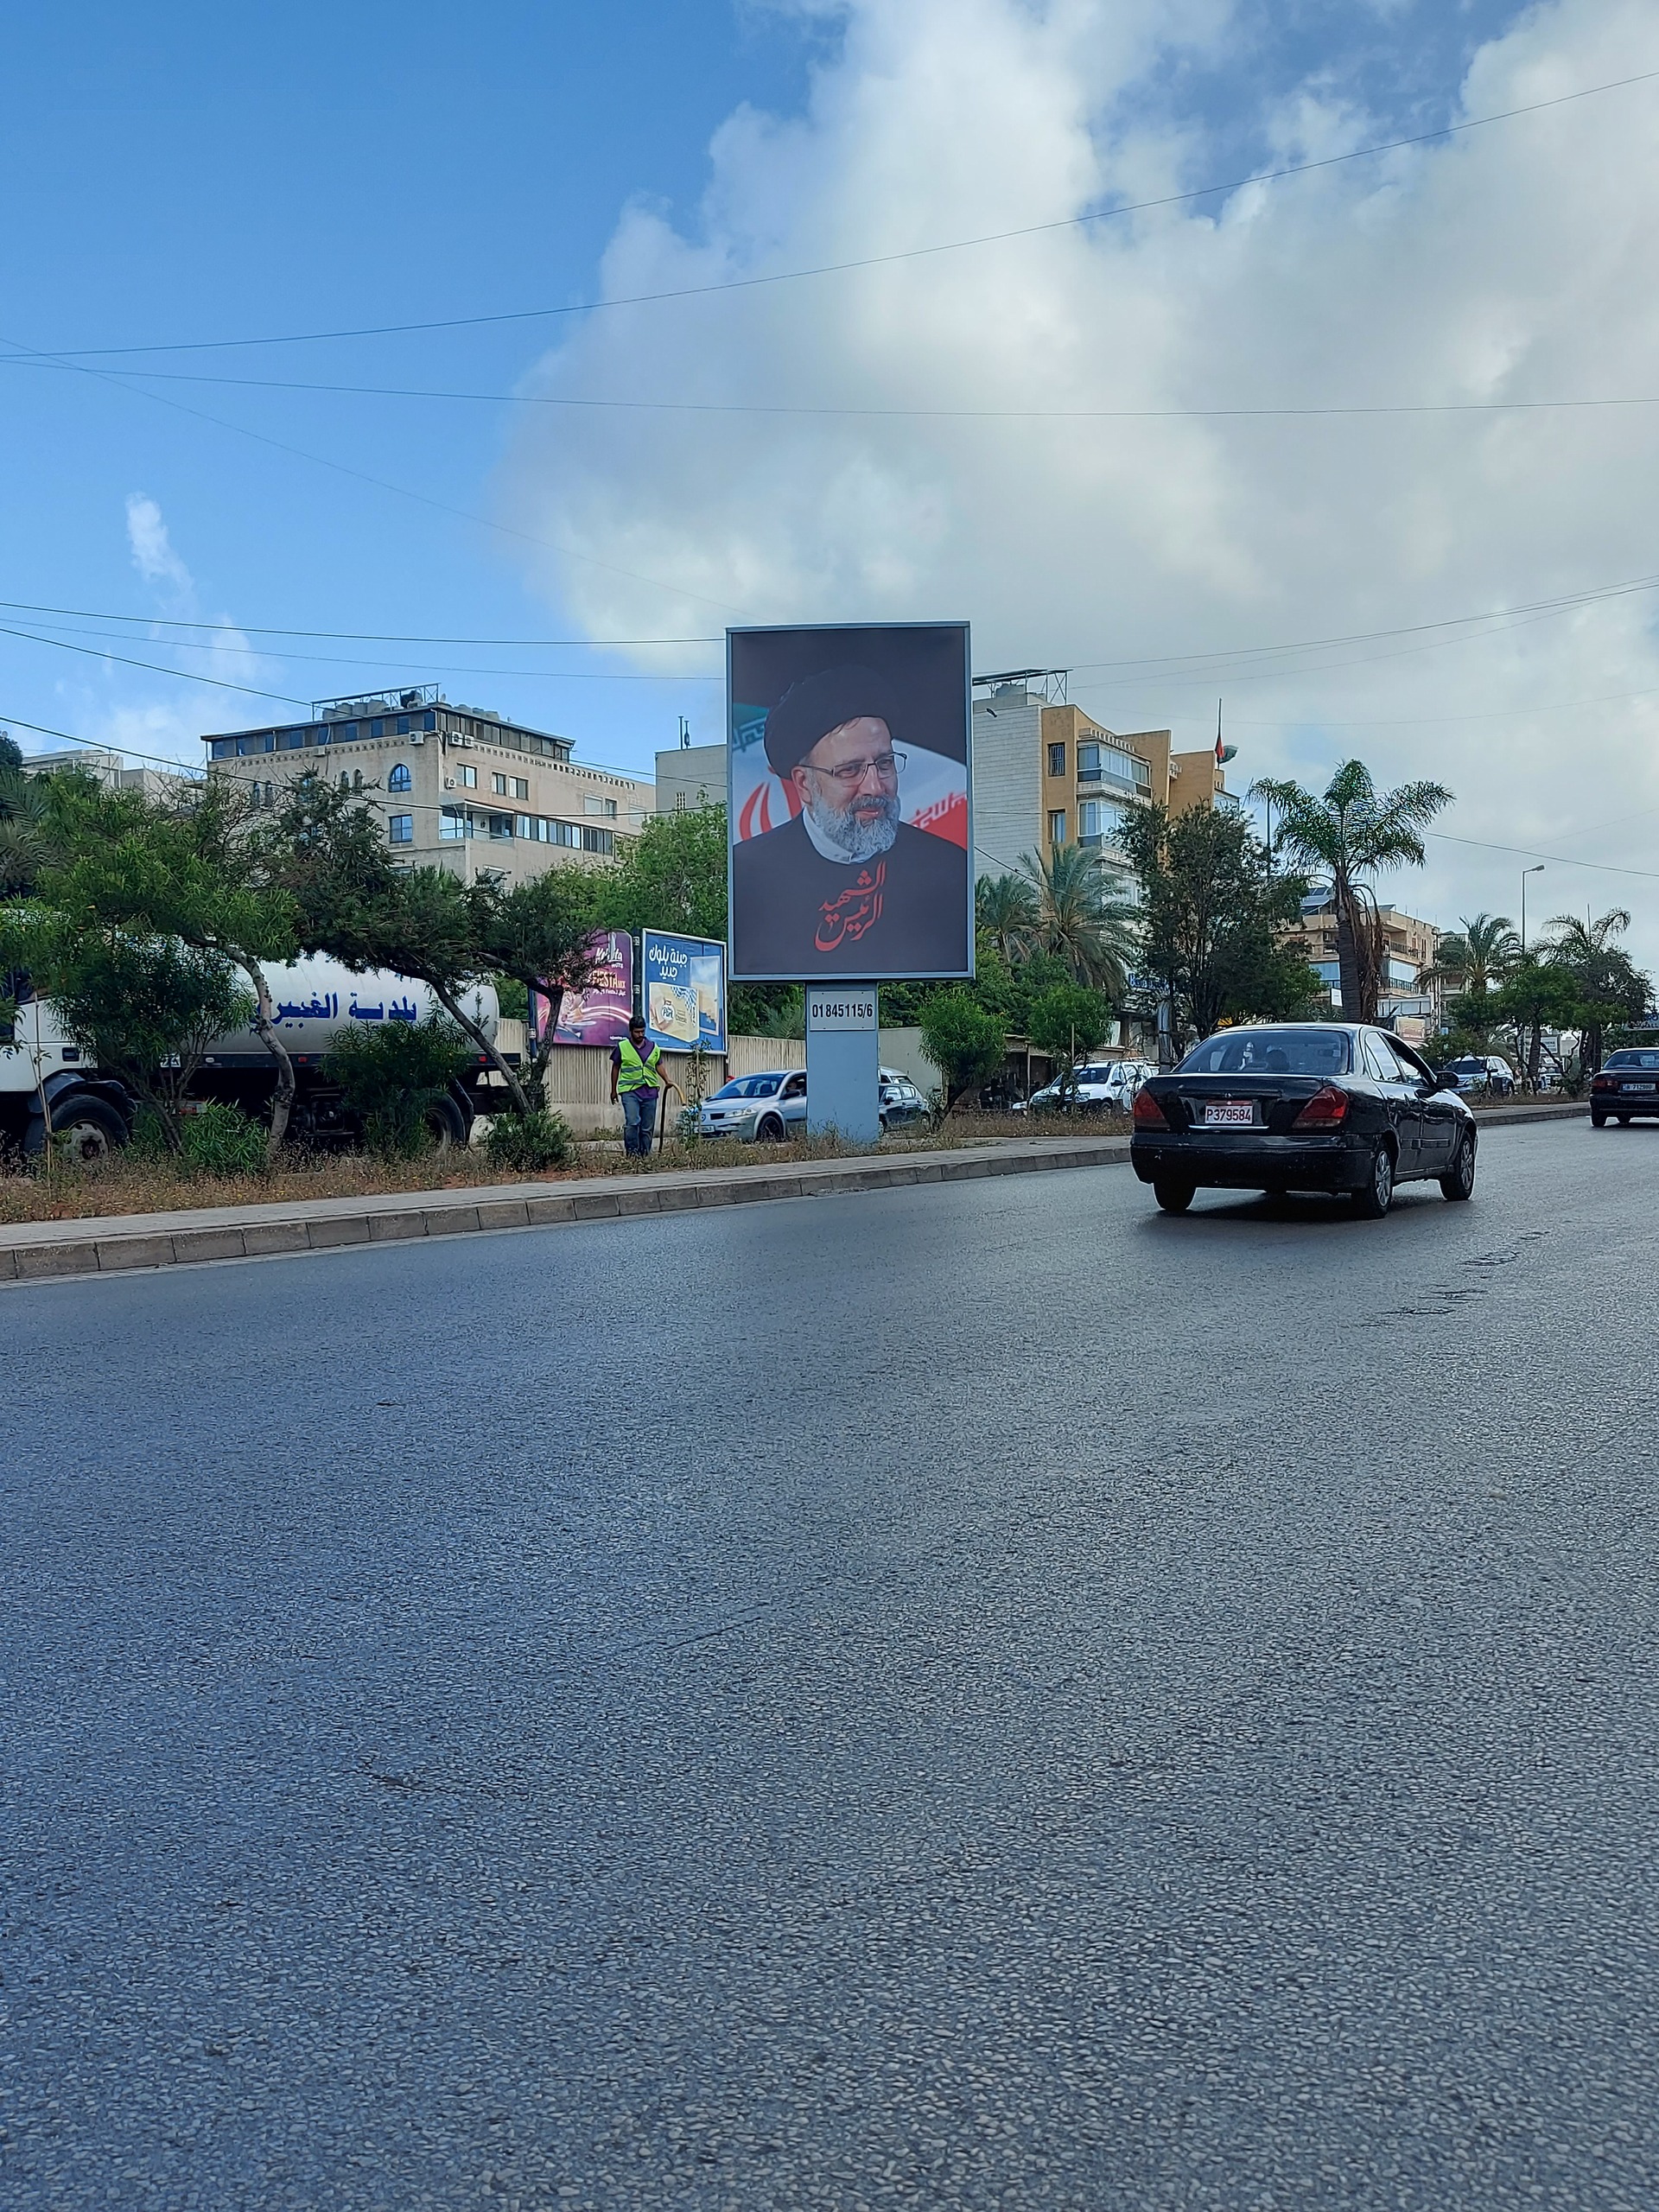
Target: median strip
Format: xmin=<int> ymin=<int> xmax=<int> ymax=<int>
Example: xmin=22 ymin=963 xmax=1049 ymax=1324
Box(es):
xmin=0 ymin=1135 xmax=1133 ymax=1285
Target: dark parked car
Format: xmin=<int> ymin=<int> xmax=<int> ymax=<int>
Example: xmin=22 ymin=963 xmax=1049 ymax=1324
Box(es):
xmin=1130 ymin=1023 xmax=1477 ymax=1217
xmin=1590 ymin=1047 xmax=1659 ymax=1125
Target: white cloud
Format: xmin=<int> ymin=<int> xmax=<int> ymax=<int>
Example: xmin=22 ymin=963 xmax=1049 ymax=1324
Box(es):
xmin=125 ymin=494 xmax=196 ymax=610
xmin=499 ymin=0 xmax=1659 ymax=963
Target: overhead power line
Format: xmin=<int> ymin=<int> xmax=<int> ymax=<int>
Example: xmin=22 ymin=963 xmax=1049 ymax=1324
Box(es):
xmin=9 ymin=359 xmax=1659 ymax=422
xmin=12 ymin=66 xmax=1658 ymax=360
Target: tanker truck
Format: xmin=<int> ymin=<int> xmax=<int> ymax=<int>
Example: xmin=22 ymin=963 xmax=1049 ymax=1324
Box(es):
xmin=1 ymin=955 xmax=501 ymax=1161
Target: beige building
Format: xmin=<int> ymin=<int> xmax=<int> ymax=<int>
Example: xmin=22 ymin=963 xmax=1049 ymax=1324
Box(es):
xmin=19 ymin=744 xmax=175 ymax=802
xmin=1298 ymin=895 xmax=1440 ymax=1041
xmin=204 ymin=688 xmax=653 ymax=887
xmin=970 ymin=671 xmax=1230 ymax=881
xmin=655 ymin=741 xmax=726 ymax=814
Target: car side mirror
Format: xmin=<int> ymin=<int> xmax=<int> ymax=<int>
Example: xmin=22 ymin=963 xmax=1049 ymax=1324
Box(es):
xmin=1433 ymin=1071 xmax=1458 ymax=1091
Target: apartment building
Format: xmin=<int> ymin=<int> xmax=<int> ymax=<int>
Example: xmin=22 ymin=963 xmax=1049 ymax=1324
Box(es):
xmin=1299 ymin=895 xmax=1440 ymax=1042
xmin=655 ymin=741 xmax=726 ymax=814
xmin=970 ymin=671 xmax=1229 ymax=880
xmin=203 ymin=687 xmax=654 ymax=887
xmin=19 ymin=744 xmax=175 ymax=802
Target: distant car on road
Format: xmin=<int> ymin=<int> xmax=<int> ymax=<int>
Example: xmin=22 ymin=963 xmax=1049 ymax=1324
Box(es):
xmin=1130 ymin=1022 xmax=1476 ymax=1218
xmin=698 ymin=1066 xmax=929 ymax=1141
xmin=1441 ymin=1054 xmax=1516 ymax=1096
xmin=1590 ymin=1047 xmax=1659 ymax=1125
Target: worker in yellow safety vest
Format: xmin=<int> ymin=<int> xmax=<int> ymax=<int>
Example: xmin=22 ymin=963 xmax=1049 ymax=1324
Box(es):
xmin=610 ymin=1015 xmax=666 ymax=1155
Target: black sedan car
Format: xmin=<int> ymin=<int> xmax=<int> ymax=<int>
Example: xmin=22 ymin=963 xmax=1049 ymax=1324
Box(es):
xmin=1590 ymin=1047 xmax=1659 ymax=1125
xmin=1130 ymin=1023 xmax=1477 ymax=1217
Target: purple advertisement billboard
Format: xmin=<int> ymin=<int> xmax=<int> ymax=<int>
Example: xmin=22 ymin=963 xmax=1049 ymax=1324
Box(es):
xmin=728 ymin=622 xmax=973 ymax=982
xmin=529 ymin=930 xmax=634 ymax=1048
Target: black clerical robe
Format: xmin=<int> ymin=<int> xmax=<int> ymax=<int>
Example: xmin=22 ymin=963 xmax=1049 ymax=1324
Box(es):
xmin=731 ymin=817 xmax=969 ymax=978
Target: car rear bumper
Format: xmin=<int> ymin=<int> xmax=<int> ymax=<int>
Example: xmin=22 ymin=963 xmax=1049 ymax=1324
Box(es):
xmin=1131 ymin=1131 xmax=1371 ymax=1192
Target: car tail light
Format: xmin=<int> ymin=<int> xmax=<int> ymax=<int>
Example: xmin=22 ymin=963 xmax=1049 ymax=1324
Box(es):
xmin=1591 ymin=1073 xmax=1614 ymax=1090
xmin=1132 ymin=1087 xmax=1168 ymax=1128
xmin=1292 ymin=1085 xmax=1351 ymax=1130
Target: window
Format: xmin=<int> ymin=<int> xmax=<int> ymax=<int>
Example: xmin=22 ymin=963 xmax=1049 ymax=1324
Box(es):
xmin=782 ymin=1072 xmax=807 ymax=1100
xmin=1362 ymin=1033 xmax=1399 ymax=1083
xmin=1078 ymin=798 xmax=1126 ymax=842
xmin=492 ymin=772 xmax=509 ymax=796
xmin=581 ymin=825 xmax=613 ymax=855
xmin=396 ymin=715 xmax=410 ymax=736
xmin=1047 ymin=810 xmax=1067 ymax=845
xmin=388 ymin=762 xmax=412 ymax=792
xmin=423 ymin=709 xmax=436 ymax=733
xmin=514 ymin=815 xmax=533 ymax=839
xmin=276 ymin=726 xmax=307 ymax=751
xmin=512 ymin=776 xmax=529 ymax=802
xmin=458 ymin=764 xmax=477 ymax=789
xmin=1179 ymin=1028 xmax=1351 ymax=1077
xmin=342 ymin=722 xmax=359 ymax=744
xmin=370 ymin=719 xmax=385 ymax=739
xmin=583 ymin=795 xmax=618 ymax=817
xmin=388 ymin=814 xmax=414 ymax=845
xmin=1048 ymin=742 xmax=1066 ymax=778
xmin=440 ymin=805 xmax=472 ymax=842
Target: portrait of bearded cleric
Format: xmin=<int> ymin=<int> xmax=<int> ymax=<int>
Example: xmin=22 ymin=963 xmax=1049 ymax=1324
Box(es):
xmin=728 ymin=626 xmax=972 ymax=981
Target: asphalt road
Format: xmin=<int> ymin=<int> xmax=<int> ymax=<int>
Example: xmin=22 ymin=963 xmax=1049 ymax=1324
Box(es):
xmin=4 ymin=1121 xmax=1658 ymax=2211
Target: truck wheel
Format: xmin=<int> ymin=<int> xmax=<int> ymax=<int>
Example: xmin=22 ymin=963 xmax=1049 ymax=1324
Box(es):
xmin=26 ymin=1094 xmax=128 ymax=1165
xmin=424 ymin=1096 xmax=469 ymax=1154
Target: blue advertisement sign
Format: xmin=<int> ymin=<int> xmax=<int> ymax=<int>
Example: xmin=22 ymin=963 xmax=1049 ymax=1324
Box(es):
xmin=642 ymin=930 xmax=727 ymax=1053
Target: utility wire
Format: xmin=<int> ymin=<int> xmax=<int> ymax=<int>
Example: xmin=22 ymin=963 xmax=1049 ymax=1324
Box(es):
xmin=14 ymin=66 xmax=1658 ymax=359
xmin=10 ymin=359 xmax=1659 ymax=421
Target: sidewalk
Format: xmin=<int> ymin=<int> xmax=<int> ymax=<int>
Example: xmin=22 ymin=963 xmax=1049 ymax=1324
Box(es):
xmin=0 ymin=1135 xmax=1132 ymax=1286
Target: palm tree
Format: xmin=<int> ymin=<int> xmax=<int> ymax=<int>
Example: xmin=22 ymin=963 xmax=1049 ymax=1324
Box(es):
xmin=1424 ymin=912 xmax=1520 ymax=996
xmin=1250 ymin=760 xmax=1452 ymax=1023
xmin=1018 ymin=844 xmax=1139 ymax=995
xmin=0 ymin=752 xmax=53 ymax=899
xmin=1542 ymin=907 xmax=1649 ymax=1075
xmin=975 ymin=871 xmax=1039 ymax=969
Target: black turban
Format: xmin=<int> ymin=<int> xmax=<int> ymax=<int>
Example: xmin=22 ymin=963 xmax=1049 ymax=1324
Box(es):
xmin=763 ymin=664 xmax=899 ymax=777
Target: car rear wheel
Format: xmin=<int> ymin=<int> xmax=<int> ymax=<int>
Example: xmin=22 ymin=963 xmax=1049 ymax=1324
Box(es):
xmin=754 ymin=1113 xmax=786 ymax=1143
xmin=1154 ymin=1179 xmax=1194 ymax=1214
xmin=1618 ymin=1114 xmax=1631 ymax=1126
xmin=1440 ymin=1131 xmax=1476 ymax=1202
xmin=1591 ymin=1110 xmax=1607 ymax=1127
xmin=1351 ymin=1141 xmax=1395 ymax=1218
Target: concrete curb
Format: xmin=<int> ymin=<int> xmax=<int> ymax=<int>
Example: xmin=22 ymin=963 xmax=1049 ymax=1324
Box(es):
xmin=1473 ymin=1100 xmax=1590 ymax=1128
xmin=0 ymin=1138 xmax=1134 ymax=1287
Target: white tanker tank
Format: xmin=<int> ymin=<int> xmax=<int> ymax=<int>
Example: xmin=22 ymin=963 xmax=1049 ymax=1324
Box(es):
xmin=204 ymin=955 xmax=498 ymax=1064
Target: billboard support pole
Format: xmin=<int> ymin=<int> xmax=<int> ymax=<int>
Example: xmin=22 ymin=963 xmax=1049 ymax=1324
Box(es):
xmin=805 ymin=984 xmax=881 ymax=1145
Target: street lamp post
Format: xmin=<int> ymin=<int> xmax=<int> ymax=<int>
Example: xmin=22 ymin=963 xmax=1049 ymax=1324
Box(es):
xmin=1521 ymin=865 xmax=1545 ymax=952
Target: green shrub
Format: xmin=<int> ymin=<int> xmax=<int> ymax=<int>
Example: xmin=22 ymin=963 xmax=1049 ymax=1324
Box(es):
xmin=178 ymin=1102 xmax=268 ymax=1178
xmin=325 ymin=1016 xmax=472 ymax=1160
xmin=919 ymin=989 xmax=1007 ymax=1113
xmin=485 ymin=1107 xmax=573 ymax=1173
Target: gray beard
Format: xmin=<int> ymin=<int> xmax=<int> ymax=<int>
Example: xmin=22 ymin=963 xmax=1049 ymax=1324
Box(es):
xmin=804 ymin=791 xmax=899 ymax=862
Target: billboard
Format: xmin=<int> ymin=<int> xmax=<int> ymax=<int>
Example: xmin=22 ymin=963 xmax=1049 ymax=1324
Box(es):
xmin=728 ymin=622 xmax=973 ymax=982
xmin=642 ymin=930 xmax=727 ymax=1053
xmin=529 ymin=930 xmax=634 ymax=1048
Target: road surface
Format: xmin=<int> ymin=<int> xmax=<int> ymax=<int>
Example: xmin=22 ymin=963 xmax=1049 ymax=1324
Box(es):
xmin=4 ymin=1120 xmax=1656 ymax=2209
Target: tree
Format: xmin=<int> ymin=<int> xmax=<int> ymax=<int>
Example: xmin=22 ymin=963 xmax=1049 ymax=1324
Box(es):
xmin=1425 ymin=912 xmax=1519 ymax=999
xmin=266 ymin=775 xmax=528 ymax=1113
xmin=1116 ymin=803 xmax=1318 ymax=1052
xmin=0 ymin=748 xmax=58 ymax=899
xmin=31 ymin=775 xmax=301 ymax=1162
xmin=475 ymin=868 xmax=605 ymax=1107
xmin=1488 ymin=957 xmax=1583 ymax=1090
xmin=975 ymin=873 xmax=1038 ymax=969
xmin=595 ymin=803 xmax=727 ymax=941
xmin=1541 ymin=908 xmax=1650 ymax=1075
xmin=323 ymin=1016 xmax=473 ymax=1160
xmin=1018 ymin=844 xmax=1139 ymax=994
xmin=1027 ymin=981 xmax=1112 ymax=1104
xmin=1250 ymin=760 xmax=1452 ymax=1022
xmin=918 ymin=989 xmax=1006 ymax=1114
xmin=4 ymin=908 xmax=252 ymax=1151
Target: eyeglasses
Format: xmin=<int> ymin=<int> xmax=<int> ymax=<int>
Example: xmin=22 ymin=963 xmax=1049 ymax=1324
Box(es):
xmin=801 ymin=748 xmax=906 ymax=790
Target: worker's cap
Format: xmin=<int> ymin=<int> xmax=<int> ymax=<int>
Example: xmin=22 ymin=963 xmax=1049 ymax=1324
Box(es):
xmin=764 ymin=664 xmax=899 ymax=777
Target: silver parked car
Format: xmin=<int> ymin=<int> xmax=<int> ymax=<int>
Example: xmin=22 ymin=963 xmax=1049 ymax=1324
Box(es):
xmin=699 ymin=1069 xmax=808 ymax=1142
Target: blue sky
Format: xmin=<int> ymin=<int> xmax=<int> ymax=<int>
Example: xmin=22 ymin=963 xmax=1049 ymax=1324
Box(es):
xmin=1 ymin=0 xmax=1531 ymax=779
xmin=9 ymin=0 xmax=1659 ymax=967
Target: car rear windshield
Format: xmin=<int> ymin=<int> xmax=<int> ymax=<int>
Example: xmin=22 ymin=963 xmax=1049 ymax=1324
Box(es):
xmin=1605 ymin=1050 xmax=1659 ymax=1071
xmin=713 ymin=1075 xmax=782 ymax=1098
xmin=1179 ymin=1028 xmax=1351 ymax=1077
